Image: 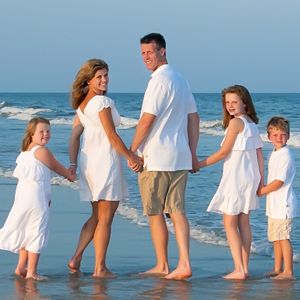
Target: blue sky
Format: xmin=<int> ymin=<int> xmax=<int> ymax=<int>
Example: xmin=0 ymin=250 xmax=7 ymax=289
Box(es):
xmin=0 ymin=0 xmax=299 ymax=93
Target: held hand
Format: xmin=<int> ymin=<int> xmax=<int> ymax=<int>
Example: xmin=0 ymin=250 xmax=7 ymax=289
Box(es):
xmin=190 ymin=155 xmax=200 ymax=173
xmin=256 ymin=185 xmax=264 ymax=197
xmin=128 ymin=152 xmax=143 ymax=173
xmin=69 ymin=165 xmax=77 ymax=175
xmin=67 ymin=169 xmax=76 ymax=182
xmin=256 ymin=188 xmax=262 ymax=197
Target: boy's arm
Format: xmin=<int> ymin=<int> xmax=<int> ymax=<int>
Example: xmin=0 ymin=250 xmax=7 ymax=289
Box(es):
xmin=258 ymin=179 xmax=284 ymax=196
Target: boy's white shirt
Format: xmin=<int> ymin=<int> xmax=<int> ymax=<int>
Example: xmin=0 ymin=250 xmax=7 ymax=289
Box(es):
xmin=266 ymin=145 xmax=297 ymax=219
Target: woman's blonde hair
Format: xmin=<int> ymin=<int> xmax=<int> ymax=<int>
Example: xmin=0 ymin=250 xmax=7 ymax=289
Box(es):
xmin=21 ymin=117 xmax=50 ymax=151
xmin=71 ymin=59 xmax=109 ymax=109
xmin=221 ymin=85 xmax=259 ymax=129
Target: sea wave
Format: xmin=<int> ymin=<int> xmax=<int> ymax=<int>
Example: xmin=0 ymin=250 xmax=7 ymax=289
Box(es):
xmin=1 ymin=103 xmax=299 ymax=148
xmin=0 ymin=105 xmax=52 ymax=121
xmin=1 ymin=167 xmax=299 ymax=262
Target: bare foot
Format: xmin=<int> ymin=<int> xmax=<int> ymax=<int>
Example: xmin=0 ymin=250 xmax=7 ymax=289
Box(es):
xmin=223 ymin=271 xmax=247 ymax=280
xmin=15 ymin=268 xmax=27 ymax=278
xmin=68 ymin=258 xmax=81 ymax=274
xmin=265 ymin=270 xmax=280 ymax=277
xmin=26 ymin=274 xmax=48 ymax=281
xmin=271 ymin=272 xmax=295 ymax=280
xmin=139 ymin=265 xmax=169 ymax=277
xmin=92 ymin=268 xmax=117 ymax=279
xmin=165 ymin=266 xmax=192 ymax=281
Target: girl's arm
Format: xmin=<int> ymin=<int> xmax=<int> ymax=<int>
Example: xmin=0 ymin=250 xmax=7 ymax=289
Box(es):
xmin=99 ymin=107 xmax=143 ymax=170
xmin=198 ymin=117 xmax=242 ymax=168
xmin=257 ymin=179 xmax=284 ymax=196
xmin=34 ymin=147 xmax=75 ymax=181
xmin=69 ymin=115 xmax=84 ymax=172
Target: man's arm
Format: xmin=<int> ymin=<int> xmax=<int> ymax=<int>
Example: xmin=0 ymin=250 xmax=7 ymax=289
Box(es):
xmin=188 ymin=112 xmax=200 ymax=172
xmin=130 ymin=112 xmax=156 ymax=153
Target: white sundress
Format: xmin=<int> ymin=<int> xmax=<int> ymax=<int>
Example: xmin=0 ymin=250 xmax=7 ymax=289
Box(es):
xmin=77 ymin=95 xmax=128 ymax=202
xmin=0 ymin=145 xmax=52 ymax=253
xmin=207 ymin=116 xmax=263 ymax=215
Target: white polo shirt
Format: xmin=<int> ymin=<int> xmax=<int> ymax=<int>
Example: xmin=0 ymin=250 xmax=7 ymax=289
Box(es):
xmin=139 ymin=64 xmax=197 ymax=171
xmin=266 ymin=145 xmax=297 ymax=219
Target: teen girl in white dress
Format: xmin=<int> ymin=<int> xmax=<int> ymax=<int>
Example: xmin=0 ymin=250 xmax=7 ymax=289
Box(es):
xmin=197 ymin=85 xmax=264 ymax=280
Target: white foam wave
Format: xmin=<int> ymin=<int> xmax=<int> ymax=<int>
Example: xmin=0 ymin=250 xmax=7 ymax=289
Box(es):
xmin=0 ymin=101 xmax=5 ymax=109
xmin=0 ymin=168 xmax=14 ymax=178
xmin=201 ymin=119 xmax=224 ymax=136
xmin=190 ymin=226 xmax=227 ymax=246
xmin=0 ymin=168 xmax=79 ymax=190
xmin=51 ymin=176 xmax=79 ymax=189
xmin=0 ymin=106 xmax=52 ymax=121
xmin=117 ymin=203 xmax=148 ymax=226
xmin=50 ymin=118 xmax=73 ymax=125
xmin=118 ymin=116 xmax=138 ymax=129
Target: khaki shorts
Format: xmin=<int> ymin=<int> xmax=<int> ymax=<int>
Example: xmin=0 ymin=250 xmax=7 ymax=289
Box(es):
xmin=268 ymin=217 xmax=292 ymax=242
xmin=138 ymin=169 xmax=188 ymax=216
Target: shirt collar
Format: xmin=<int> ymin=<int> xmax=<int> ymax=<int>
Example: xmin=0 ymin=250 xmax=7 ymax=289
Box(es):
xmin=151 ymin=64 xmax=169 ymax=78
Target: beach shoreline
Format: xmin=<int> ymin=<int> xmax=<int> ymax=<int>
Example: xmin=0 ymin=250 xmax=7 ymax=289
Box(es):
xmin=0 ymin=183 xmax=299 ymax=299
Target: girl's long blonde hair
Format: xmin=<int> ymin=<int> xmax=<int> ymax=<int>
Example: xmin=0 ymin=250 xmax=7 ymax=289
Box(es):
xmin=71 ymin=59 xmax=109 ymax=109
xmin=221 ymin=85 xmax=259 ymax=129
xmin=21 ymin=117 xmax=50 ymax=151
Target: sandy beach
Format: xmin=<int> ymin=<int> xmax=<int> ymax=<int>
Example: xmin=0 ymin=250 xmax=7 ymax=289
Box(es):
xmin=0 ymin=183 xmax=299 ymax=299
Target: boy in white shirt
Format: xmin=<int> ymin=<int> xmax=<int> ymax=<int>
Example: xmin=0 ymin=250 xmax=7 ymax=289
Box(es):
xmin=258 ymin=116 xmax=297 ymax=280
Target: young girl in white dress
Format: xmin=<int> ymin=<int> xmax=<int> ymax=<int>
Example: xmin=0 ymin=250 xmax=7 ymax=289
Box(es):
xmin=197 ymin=85 xmax=264 ymax=280
xmin=0 ymin=117 xmax=75 ymax=280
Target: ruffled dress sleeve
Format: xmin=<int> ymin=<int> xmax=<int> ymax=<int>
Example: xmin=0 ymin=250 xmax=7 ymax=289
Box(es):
xmin=13 ymin=146 xmax=52 ymax=181
xmin=94 ymin=95 xmax=120 ymax=127
xmin=94 ymin=95 xmax=112 ymax=112
xmin=221 ymin=116 xmax=263 ymax=151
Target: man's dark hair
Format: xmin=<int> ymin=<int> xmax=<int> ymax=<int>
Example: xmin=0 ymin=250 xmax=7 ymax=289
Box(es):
xmin=140 ymin=33 xmax=166 ymax=49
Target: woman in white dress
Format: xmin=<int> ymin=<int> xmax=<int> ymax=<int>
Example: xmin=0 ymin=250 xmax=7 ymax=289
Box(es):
xmin=0 ymin=117 xmax=75 ymax=280
xmin=196 ymin=85 xmax=264 ymax=280
xmin=67 ymin=59 xmax=143 ymax=278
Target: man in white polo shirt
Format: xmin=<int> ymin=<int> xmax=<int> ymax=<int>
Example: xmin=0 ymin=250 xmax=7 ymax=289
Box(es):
xmin=130 ymin=33 xmax=200 ymax=280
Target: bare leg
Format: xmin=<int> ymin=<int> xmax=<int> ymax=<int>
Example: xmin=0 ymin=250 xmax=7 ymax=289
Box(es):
xmin=266 ymin=241 xmax=282 ymax=276
xmin=25 ymin=252 xmax=47 ymax=280
xmin=223 ymin=214 xmax=246 ymax=280
xmin=141 ymin=214 xmax=169 ymax=276
xmin=165 ymin=212 xmax=192 ymax=280
xmin=238 ymin=213 xmax=251 ymax=276
xmin=68 ymin=202 xmax=98 ymax=272
xmin=15 ymin=248 xmax=28 ymax=277
xmin=273 ymin=240 xmax=295 ymax=280
xmin=92 ymin=200 xmax=119 ymax=278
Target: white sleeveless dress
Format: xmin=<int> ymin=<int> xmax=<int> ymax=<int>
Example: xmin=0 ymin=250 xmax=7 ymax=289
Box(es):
xmin=0 ymin=145 xmax=52 ymax=253
xmin=77 ymin=95 xmax=128 ymax=202
xmin=207 ymin=116 xmax=263 ymax=215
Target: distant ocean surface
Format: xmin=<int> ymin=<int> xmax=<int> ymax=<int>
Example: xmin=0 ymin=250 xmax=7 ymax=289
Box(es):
xmin=0 ymin=92 xmax=299 ymax=262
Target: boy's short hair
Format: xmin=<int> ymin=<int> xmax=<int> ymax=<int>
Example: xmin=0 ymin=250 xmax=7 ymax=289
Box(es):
xmin=266 ymin=116 xmax=290 ymax=138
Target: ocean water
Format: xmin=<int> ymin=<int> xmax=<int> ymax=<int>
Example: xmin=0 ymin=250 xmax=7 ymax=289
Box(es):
xmin=0 ymin=92 xmax=299 ymax=263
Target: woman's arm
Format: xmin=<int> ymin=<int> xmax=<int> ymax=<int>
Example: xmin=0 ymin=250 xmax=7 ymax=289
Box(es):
xmin=99 ymin=107 xmax=143 ymax=169
xmin=69 ymin=115 xmax=84 ymax=173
